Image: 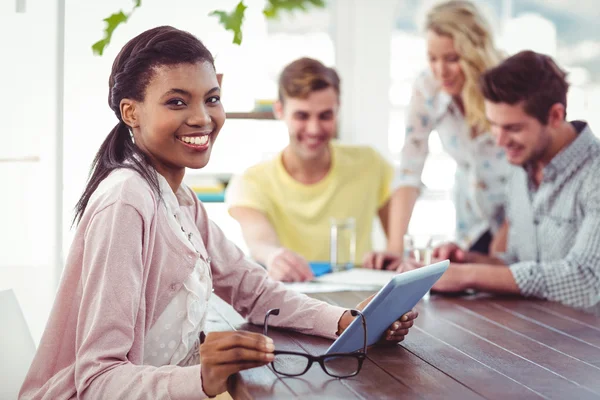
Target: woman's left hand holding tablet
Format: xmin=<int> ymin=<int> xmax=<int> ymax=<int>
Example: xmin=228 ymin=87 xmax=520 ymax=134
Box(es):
xmin=337 ymin=294 xmax=419 ymax=343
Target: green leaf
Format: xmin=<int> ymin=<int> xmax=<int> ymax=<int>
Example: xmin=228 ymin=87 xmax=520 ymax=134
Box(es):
xmin=105 ymin=11 xmax=129 ymax=34
xmin=92 ymin=0 xmax=142 ymax=56
xmin=91 ymin=39 xmax=109 ymax=56
xmin=209 ymin=1 xmax=248 ymax=45
xmin=263 ymin=0 xmax=325 ymax=19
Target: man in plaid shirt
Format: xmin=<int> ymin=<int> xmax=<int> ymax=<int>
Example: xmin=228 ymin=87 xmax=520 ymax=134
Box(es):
xmin=422 ymin=50 xmax=600 ymax=311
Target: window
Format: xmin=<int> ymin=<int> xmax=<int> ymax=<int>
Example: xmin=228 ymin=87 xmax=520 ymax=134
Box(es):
xmin=499 ymin=1 xmax=600 ymax=131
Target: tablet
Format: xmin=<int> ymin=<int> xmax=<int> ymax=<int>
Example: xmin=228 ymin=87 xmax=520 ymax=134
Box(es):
xmin=325 ymin=259 xmax=449 ymax=354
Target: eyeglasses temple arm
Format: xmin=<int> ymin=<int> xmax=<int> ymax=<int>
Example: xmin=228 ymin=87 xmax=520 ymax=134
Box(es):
xmin=360 ymin=312 xmax=367 ymax=354
xmin=350 ymin=309 xmax=368 ymax=354
xmin=263 ymin=313 xmax=270 ymax=337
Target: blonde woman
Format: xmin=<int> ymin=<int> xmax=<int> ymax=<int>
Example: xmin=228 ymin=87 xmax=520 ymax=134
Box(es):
xmin=365 ymin=0 xmax=510 ymax=270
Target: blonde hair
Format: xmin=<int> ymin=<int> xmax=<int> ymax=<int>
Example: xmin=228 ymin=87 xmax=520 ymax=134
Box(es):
xmin=425 ymin=0 xmax=503 ymax=135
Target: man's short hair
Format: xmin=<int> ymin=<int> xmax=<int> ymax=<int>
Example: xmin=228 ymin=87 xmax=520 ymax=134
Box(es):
xmin=479 ymin=50 xmax=569 ymax=124
xmin=278 ymin=57 xmax=340 ymax=103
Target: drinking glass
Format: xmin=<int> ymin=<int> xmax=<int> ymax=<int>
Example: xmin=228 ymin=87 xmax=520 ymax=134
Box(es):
xmin=329 ymin=217 xmax=356 ymax=272
xmin=403 ymin=234 xmax=438 ymax=300
xmin=403 ymin=234 xmax=434 ymax=265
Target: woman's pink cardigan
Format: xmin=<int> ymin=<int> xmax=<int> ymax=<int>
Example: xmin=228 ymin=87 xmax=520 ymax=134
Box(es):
xmin=19 ymin=170 xmax=346 ymax=399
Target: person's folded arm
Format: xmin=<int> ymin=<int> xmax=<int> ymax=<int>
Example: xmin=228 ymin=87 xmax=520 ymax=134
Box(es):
xmin=432 ymin=262 xmax=519 ymax=294
xmin=508 ymin=212 xmax=600 ymax=308
xmin=75 ymin=200 xmax=206 ymax=400
xmin=508 ymin=175 xmax=600 ymax=309
xmin=443 ymin=211 xmax=600 ymax=304
xmin=465 ymin=251 xmax=507 ymax=265
xmin=467 ymin=264 xmax=519 ymax=293
xmin=474 ymin=183 xmax=600 ymax=308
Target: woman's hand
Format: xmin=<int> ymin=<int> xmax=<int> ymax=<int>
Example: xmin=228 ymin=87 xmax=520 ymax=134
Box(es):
xmin=200 ymin=331 xmax=275 ymax=397
xmin=337 ymin=294 xmax=419 ymax=344
xmin=379 ymin=309 xmax=418 ymax=343
xmin=357 ymin=294 xmax=418 ymax=343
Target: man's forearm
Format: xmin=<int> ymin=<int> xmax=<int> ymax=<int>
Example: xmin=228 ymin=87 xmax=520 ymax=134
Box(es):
xmin=240 ymin=227 xmax=281 ymax=265
xmin=246 ymin=238 xmax=280 ymax=265
xmin=229 ymin=208 xmax=283 ymax=266
xmin=466 ymin=252 xmax=506 ymax=265
xmin=467 ymin=264 xmax=520 ymax=294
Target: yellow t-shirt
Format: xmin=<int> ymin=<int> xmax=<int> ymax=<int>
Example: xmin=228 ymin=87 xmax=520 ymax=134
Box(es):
xmin=225 ymin=143 xmax=393 ymax=264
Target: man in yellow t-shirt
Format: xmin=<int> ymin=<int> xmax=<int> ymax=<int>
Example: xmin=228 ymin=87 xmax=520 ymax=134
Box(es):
xmin=226 ymin=57 xmax=395 ymax=282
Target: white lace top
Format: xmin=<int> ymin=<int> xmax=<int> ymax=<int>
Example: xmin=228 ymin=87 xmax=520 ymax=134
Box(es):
xmin=143 ymin=174 xmax=213 ymax=367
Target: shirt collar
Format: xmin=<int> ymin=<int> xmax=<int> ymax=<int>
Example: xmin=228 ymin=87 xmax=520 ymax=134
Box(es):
xmin=420 ymin=69 xmax=454 ymax=119
xmin=123 ymin=154 xmax=196 ymax=208
xmin=156 ymin=172 xmax=195 ymax=210
xmin=543 ymin=121 xmax=596 ymax=181
xmin=432 ymin=89 xmax=454 ymax=119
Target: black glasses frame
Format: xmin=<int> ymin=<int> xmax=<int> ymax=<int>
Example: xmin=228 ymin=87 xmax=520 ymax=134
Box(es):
xmin=263 ymin=308 xmax=368 ymax=378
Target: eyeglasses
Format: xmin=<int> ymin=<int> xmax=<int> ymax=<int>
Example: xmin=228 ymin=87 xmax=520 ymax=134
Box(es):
xmin=263 ymin=308 xmax=367 ymax=378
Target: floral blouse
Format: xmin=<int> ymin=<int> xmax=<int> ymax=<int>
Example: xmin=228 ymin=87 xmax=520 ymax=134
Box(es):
xmin=394 ymin=70 xmax=511 ymax=247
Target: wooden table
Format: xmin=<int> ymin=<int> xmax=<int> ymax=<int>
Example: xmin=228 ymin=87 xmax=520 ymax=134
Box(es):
xmin=206 ymin=292 xmax=600 ymax=399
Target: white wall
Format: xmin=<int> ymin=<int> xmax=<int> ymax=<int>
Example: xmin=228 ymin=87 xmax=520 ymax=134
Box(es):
xmin=0 ymin=0 xmax=60 ymax=344
xmin=330 ymin=0 xmax=398 ymax=249
xmin=332 ymin=0 xmax=396 ymax=160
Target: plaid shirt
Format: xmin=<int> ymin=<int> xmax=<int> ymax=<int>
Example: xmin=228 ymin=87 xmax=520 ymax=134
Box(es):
xmin=503 ymin=121 xmax=600 ymax=310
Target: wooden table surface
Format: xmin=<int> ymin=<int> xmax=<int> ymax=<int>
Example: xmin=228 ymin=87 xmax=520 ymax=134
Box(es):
xmin=206 ymin=292 xmax=600 ymax=400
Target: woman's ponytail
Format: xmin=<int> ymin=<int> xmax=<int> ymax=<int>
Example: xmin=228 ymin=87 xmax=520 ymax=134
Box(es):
xmin=72 ymin=120 xmax=159 ymax=226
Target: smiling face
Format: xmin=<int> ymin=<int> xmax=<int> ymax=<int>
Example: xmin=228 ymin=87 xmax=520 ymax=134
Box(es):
xmin=485 ymin=100 xmax=551 ymax=166
xmin=121 ymin=61 xmax=225 ymax=178
xmin=426 ymin=30 xmax=466 ymax=96
xmin=275 ymin=87 xmax=339 ymax=162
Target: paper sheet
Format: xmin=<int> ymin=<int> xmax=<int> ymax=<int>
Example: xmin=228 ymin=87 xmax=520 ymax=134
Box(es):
xmin=315 ymin=268 xmax=398 ymax=287
xmin=283 ymin=281 xmax=381 ymax=293
xmin=283 ymin=268 xmax=398 ymax=293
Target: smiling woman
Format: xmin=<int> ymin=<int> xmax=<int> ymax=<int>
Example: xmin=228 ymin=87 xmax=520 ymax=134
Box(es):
xmin=20 ymin=25 xmax=418 ymax=400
